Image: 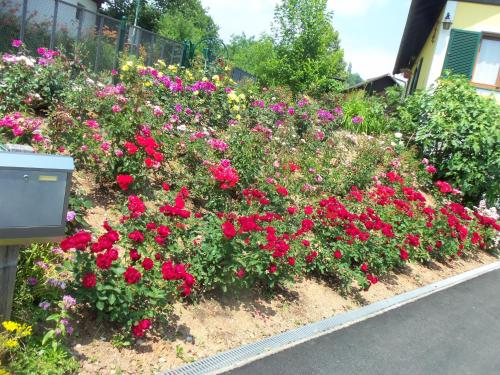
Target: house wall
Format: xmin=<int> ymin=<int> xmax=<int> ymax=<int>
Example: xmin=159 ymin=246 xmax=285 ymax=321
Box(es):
xmin=410 ymin=0 xmax=500 ymax=102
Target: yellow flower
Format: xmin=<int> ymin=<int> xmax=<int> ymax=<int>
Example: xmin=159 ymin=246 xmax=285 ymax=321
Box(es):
xmin=157 ymin=59 xmax=166 ymax=67
xmin=231 ymin=105 xmax=240 ymax=112
xmin=235 ymin=114 xmax=241 ymax=121
xmin=238 ymin=93 xmax=246 ymax=100
xmin=144 ymin=81 xmax=152 ymax=87
xmin=0 ymin=367 xmax=11 ymax=375
xmin=227 ymin=92 xmax=239 ymax=102
xmin=2 ymin=321 xmax=19 ymax=333
xmin=19 ymin=324 xmax=32 ymax=337
xmin=121 ymin=65 xmax=129 ymax=72
xmin=168 ymin=65 xmax=178 ymax=73
xmin=193 ymin=90 xmax=199 ymax=96
xmin=212 ymin=75 xmax=220 ymax=81
xmin=5 ymin=339 xmax=18 ymax=348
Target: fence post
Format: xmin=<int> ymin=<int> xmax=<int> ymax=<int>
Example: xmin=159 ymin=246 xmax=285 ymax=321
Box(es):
xmin=19 ymin=0 xmax=28 ymax=41
xmin=117 ymin=16 xmax=127 ymax=53
xmin=114 ymin=15 xmax=127 ymax=72
xmin=94 ymin=15 xmax=104 ymax=71
xmin=76 ymin=6 xmax=85 ymax=42
xmin=181 ymin=40 xmax=189 ymax=67
xmin=49 ymin=0 xmax=59 ymax=50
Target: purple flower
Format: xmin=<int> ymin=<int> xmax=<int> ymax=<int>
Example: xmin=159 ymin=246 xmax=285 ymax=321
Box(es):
xmin=352 ymin=116 xmax=364 ymax=124
xmin=35 ymin=261 xmax=49 ymax=269
xmin=62 ymin=295 xmax=76 ymax=309
xmin=27 ymin=277 xmax=38 ymax=286
xmin=39 ymin=301 xmax=51 ymax=310
xmin=11 ymin=39 xmax=22 ymax=48
xmin=66 ymin=325 xmax=74 ymax=335
xmin=66 ymin=211 xmax=76 ymax=222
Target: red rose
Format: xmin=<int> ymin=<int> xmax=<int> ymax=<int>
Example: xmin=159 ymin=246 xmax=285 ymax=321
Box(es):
xmin=184 ymin=273 xmax=195 ymax=286
xmin=276 ymin=185 xmax=289 ymax=197
xmin=130 ymin=249 xmax=141 ymax=261
xmin=124 ymin=142 xmax=138 ymax=155
xmin=400 ymin=249 xmax=409 ymax=261
xmin=302 ymin=240 xmax=310 ymax=247
xmin=116 ymin=174 xmax=134 ymax=190
xmin=128 ymin=230 xmax=145 ymax=243
xmin=334 ymin=250 xmax=342 ymax=259
xmin=162 ymin=182 xmax=170 ymax=191
xmin=288 ymin=257 xmax=296 ymax=266
xmin=82 ymin=273 xmax=96 ymax=288
xmin=157 ymin=225 xmax=171 ymax=237
xmin=236 ymin=268 xmax=246 ymax=279
xmin=304 ymin=206 xmax=313 ymax=215
xmin=269 ymin=264 xmax=277 ymax=273
xmin=426 ymin=165 xmax=437 ymax=174
xmin=138 ymin=319 xmax=151 ymax=330
xmin=360 ymin=263 xmax=368 ymax=272
xmin=142 ymin=258 xmax=154 ymax=271
xmin=146 ymin=222 xmax=157 ymax=230
xmin=124 ymin=266 xmax=142 ymax=284
xmin=287 ymin=207 xmax=297 ymax=215
xmin=221 ymin=221 xmax=236 ymax=239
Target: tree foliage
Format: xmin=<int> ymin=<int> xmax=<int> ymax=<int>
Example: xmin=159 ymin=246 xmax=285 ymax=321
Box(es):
xmin=100 ymin=0 xmax=218 ymax=38
xmin=227 ymin=34 xmax=276 ymax=84
xmin=269 ymin=0 xmax=346 ymax=94
xmin=157 ymin=0 xmax=218 ymax=42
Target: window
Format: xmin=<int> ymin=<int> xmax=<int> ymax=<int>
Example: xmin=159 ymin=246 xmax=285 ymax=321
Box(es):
xmin=471 ymin=36 xmax=500 ymax=89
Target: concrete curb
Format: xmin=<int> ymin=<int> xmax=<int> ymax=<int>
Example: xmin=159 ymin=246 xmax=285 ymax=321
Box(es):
xmin=159 ymin=261 xmax=500 ymax=375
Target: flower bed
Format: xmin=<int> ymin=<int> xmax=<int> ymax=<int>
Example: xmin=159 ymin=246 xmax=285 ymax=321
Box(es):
xmin=0 ymin=43 xmax=499 ymax=374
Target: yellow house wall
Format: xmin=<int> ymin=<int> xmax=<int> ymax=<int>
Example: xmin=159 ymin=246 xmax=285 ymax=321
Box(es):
xmin=408 ymin=1 xmax=500 ymax=102
xmin=453 ymin=2 xmax=500 ymax=32
xmin=414 ymin=16 xmax=442 ymax=90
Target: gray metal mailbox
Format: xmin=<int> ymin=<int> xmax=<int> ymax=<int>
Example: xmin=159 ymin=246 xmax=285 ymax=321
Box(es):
xmin=0 ymin=144 xmax=74 ymax=245
xmin=0 ymin=144 xmax=74 ymax=320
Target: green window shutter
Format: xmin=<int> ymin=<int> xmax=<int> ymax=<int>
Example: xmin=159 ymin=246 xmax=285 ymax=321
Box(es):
xmin=442 ymin=29 xmax=481 ymax=79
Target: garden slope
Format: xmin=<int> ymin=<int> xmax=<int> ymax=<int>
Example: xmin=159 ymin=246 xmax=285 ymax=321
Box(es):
xmin=72 ymin=251 xmax=497 ymax=375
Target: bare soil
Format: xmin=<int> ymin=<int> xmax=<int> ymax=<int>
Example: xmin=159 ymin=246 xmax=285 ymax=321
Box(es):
xmin=71 ymin=251 xmax=498 ymax=375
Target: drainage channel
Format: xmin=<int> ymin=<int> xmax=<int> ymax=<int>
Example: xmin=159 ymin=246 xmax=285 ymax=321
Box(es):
xmin=158 ymin=261 xmax=500 ymax=375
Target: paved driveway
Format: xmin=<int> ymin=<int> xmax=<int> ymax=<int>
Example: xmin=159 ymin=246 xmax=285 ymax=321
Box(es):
xmin=226 ymin=269 xmax=500 ymax=375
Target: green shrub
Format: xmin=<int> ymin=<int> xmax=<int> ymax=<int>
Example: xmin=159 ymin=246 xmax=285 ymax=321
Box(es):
xmin=398 ymin=75 xmax=500 ymax=205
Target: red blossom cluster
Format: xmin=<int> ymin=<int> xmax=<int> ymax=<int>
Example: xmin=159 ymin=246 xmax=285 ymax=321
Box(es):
xmin=159 ymin=187 xmax=191 ymax=218
xmin=116 ymin=174 xmax=134 ymax=190
xmin=60 ymin=230 xmax=92 ymax=251
xmin=209 ymin=159 xmax=240 ymax=189
xmin=161 ymin=261 xmax=195 ymax=296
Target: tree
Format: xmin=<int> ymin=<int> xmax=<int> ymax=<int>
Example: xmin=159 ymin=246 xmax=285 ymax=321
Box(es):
xmin=157 ymin=0 xmax=218 ymax=42
xmin=270 ymin=0 xmax=346 ymax=94
xmin=227 ymin=34 xmax=276 ymax=84
xmin=99 ymin=0 xmax=218 ymax=36
xmin=346 ymin=63 xmax=363 ymax=87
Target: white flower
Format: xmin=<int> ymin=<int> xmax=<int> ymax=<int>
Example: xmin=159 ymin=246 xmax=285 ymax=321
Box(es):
xmin=394 ymin=132 xmax=403 ymax=139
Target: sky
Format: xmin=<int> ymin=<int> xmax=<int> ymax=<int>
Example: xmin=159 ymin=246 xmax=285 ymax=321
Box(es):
xmin=201 ymin=0 xmax=412 ymax=79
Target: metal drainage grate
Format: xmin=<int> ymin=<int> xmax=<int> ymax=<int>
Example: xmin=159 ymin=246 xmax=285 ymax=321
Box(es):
xmin=158 ymin=261 xmax=500 ymax=375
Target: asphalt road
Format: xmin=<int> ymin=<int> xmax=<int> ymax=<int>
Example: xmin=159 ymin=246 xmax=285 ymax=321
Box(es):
xmin=225 ymin=269 xmax=500 ymax=375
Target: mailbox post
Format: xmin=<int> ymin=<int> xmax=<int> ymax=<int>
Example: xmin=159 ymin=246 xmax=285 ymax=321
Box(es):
xmin=0 ymin=144 xmax=74 ymax=320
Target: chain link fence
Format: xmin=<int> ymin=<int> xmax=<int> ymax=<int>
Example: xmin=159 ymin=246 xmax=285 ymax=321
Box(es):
xmin=0 ymin=0 xmax=184 ymax=71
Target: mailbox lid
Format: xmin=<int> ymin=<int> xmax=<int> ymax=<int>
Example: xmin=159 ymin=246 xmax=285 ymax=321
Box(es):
xmin=0 ymin=152 xmax=74 ymax=171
